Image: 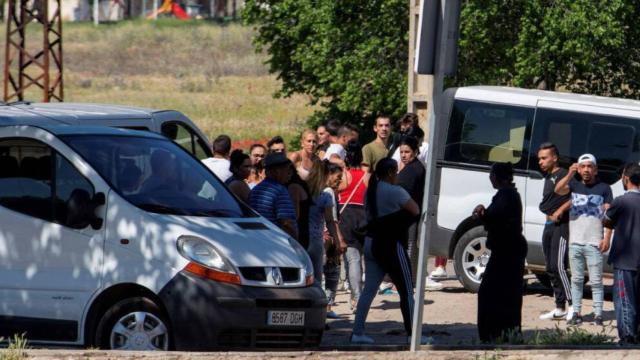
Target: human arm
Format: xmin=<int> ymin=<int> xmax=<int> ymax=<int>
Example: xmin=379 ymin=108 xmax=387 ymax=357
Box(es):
xmin=278 ymin=219 xmax=299 ymax=240
xmin=287 ymin=183 xmax=306 ymax=218
xmin=402 ymin=198 xmax=420 ymax=217
xmin=275 ymin=187 xmax=299 ymax=239
xmin=554 ymin=163 xmax=578 ymax=195
xmin=229 ymin=181 xmax=250 ymax=203
xmin=324 ymin=205 xmax=347 ymax=252
xmin=548 ymin=199 xmax=571 ymax=223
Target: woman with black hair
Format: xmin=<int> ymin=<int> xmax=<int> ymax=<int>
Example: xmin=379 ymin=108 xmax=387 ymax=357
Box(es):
xmin=226 ymin=149 xmax=252 ymax=203
xmin=351 ymin=158 xmax=423 ymax=344
xmin=287 ymin=161 xmax=311 ymax=249
xmin=338 ymin=140 xmax=367 ymax=312
xmin=396 ymin=137 xmax=426 ymax=286
xmin=472 ymin=162 xmax=527 ymax=343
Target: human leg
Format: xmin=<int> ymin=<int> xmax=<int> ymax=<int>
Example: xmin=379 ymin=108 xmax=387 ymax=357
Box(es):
xmin=345 ymin=246 xmax=363 ymax=304
xmin=352 ymin=238 xmax=386 ymax=336
xmin=613 ymin=269 xmax=639 ymax=343
xmin=568 ymin=244 xmax=586 ymax=317
xmin=379 ymin=242 xmax=416 ymax=335
xmin=307 ymin=240 xmax=324 ymax=287
xmin=584 ymin=245 xmax=604 ymax=317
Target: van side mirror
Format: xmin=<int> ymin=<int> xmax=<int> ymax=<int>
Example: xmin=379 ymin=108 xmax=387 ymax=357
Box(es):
xmin=90 ymin=192 xmax=106 ymax=230
xmin=65 ymin=190 xmax=106 ymax=230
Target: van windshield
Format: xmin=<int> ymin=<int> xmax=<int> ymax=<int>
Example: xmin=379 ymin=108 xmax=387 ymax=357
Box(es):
xmin=62 ymin=135 xmax=247 ymax=218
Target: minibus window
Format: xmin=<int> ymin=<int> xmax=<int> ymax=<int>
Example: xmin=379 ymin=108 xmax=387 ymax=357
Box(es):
xmin=0 ymin=138 xmax=96 ymax=228
xmin=162 ymin=122 xmax=212 ymax=160
xmin=445 ymin=100 xmax=533 ymax=169
xmin=0 ymin=139 xmax=53 ymax=221
xmin=63 ymin=135 xmax=247 ymax=218
xmin=162 ymin=122 xmax=194 ymax=153
xmin=531 ymin=108 xmax=639 ymax=185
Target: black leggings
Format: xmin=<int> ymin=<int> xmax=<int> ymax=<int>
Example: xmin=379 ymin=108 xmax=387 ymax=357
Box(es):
xmin=542 ymin=222 xmax=572 ymax=308
xmin=371 ymin=238 xmax=415 ymax=335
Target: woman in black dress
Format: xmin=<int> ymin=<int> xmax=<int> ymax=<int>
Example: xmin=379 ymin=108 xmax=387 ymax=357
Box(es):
xmin=472 ymin=162 xmax=527 ymax=343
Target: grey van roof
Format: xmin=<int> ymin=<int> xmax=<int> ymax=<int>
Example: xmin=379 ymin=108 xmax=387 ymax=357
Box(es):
xmin=456 ymin=86 xmax=640 ymax=111
xmin=41 ymin=124 xmax=165 ymax=138
xmin=9 ymin=102 xmax=158 ymax=122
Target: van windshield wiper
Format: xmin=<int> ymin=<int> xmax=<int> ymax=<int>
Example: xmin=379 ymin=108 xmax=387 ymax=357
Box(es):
xmin=136 ymin=203 xmax=188 ymax=215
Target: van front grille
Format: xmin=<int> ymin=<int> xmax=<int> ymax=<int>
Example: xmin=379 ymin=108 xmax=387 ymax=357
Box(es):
xmin=239 ymin=267 xmax=301 ymax=284
xmin=240 ymin=267 xmax=266 ymax=281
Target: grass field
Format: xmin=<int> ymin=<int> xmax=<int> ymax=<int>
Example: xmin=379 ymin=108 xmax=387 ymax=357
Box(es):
xmin=1 ymin=19 xmax=316 ymax=145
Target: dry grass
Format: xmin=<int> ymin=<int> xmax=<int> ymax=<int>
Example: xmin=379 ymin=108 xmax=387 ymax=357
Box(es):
xmin=0 ymin=19 xmax=316 ymax=143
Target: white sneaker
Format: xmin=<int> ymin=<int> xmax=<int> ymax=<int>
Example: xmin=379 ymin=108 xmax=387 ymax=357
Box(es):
xmin=350 ymin=333 xmax=375 ymax=344
xmin=566 ymin=306 xmax=574 ymax=321
xmin=425 ymin=277 xmax=444 ymax=291
xmin=430 ymin=267 xmax=447 ymax=280
xmin=539 ymin=308 xmax=567 ymax=320
xmin=378 ymin=281 xmax=393 ymax=294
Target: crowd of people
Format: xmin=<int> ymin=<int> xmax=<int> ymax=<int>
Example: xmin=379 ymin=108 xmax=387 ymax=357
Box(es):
xmin=201 ymin=113 xmax=441 ymax=344
xmin=199 ymin=114 xmax=640 ymax=345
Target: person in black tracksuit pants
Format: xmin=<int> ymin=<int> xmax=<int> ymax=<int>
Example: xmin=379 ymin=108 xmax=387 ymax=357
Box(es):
xmin=351 ymin=158 xmax=420 ymax=344
xmin=537 ymin=143 xmax=573 ymax=319
xmin=473 ymin=162 xmax=527 ymax=343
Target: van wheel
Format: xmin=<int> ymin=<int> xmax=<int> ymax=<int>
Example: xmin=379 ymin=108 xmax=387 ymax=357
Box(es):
xmin=95 ymin=297 xmax=170 ymax=351
xmin=453 ymin=226 xmax=490 ymax=293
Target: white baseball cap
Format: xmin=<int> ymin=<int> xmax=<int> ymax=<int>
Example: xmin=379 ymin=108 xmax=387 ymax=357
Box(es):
xmin=578 ymin=153 xmax=597 ymax=166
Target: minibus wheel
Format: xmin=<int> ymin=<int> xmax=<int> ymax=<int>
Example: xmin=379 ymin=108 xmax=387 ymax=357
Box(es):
xmin=95 ymin=297 xmax=171 ymax=351
xmin=453 ymin=226 xmax=489 ymax=293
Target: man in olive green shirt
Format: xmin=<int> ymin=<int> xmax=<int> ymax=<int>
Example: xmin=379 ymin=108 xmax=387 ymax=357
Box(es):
xmin=362 ymin=115 xmax=391 ymax=174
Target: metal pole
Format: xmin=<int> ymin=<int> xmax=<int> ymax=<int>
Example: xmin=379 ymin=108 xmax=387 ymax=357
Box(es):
xmin=93 ymin=0 xmax=99 ymax=25
xmin=410 ymin=0 xmax=455 ymax=351
xmin=142 ymin=0 xmax=147 ymax=18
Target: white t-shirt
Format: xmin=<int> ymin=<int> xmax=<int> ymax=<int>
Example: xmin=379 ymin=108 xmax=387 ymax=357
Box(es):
xmin=323 ymin=143 xmax=346 ymax=160
xmin=392 ymin=142 xmax=429 ymax=164
xmin=202 ymin=157 xmax=232 ymax=182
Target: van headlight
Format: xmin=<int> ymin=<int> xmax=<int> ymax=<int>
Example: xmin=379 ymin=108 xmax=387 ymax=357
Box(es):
xmin=177 ymin=236 xmax=240 ymax=285
xmin=287 ymin=237 xmax=315 ymax=286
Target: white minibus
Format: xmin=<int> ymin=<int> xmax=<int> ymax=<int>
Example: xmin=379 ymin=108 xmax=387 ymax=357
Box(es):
xmin=429 ymin=86 xmax=636 ymax=292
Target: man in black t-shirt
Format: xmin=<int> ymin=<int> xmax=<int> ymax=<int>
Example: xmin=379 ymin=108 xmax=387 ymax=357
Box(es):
xmin=604 ymin=162 xmax=640 ymax=344
xmin=537 ymin=143 xmax=573 ymax=321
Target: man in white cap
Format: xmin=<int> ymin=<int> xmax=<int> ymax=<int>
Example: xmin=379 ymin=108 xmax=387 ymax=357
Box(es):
xmin=555 ymin=153 xmax=613 ymax=326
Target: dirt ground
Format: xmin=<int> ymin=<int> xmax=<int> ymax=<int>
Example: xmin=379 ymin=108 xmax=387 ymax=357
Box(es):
xmin=321 ymin=260 xmax=617 ymax=347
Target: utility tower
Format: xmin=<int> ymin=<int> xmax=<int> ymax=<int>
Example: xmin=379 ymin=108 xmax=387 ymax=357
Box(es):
xmin=4 ymin=0 xmax=63 ymax=102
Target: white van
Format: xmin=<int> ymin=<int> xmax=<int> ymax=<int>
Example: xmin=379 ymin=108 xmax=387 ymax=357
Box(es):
xmin=4 ymin=102 xmax=214 ymax=160
xmin=0 ymin=122 xmax=326 ymax=350
xmin=428 ymin=86 xmax=637 ymax=292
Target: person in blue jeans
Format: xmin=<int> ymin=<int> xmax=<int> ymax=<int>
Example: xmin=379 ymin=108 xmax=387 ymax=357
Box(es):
xmin=604 ymin=162 xmax=640 ymax=344
xmin=555 ymin=154 xmax=612 ymax=326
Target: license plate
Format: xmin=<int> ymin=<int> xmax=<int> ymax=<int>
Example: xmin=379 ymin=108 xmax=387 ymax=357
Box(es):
xmin=267 ymin=311 xmax=305 ymax=326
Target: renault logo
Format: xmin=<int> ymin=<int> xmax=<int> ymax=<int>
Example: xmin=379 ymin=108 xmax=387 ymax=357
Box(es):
xmin=270 ymin=267 xmax=283 ymax=286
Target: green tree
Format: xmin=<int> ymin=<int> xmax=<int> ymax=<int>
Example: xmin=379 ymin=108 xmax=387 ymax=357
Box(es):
xmin=242 ymin=0 xmax=409 ymax=127
xmin=456 ymin=0 xmax=640 ymax=98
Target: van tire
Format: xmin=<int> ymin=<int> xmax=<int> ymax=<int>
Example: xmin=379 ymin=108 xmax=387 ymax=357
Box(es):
xmin=453 ymin=226 xmax=490 ymax=293
xmin=95 ymin=297 xmax=171 ymax=351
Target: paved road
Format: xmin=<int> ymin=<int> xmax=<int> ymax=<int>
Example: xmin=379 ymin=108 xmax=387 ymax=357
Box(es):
xmin=322 ymin=260 xmax=617 ymax=347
